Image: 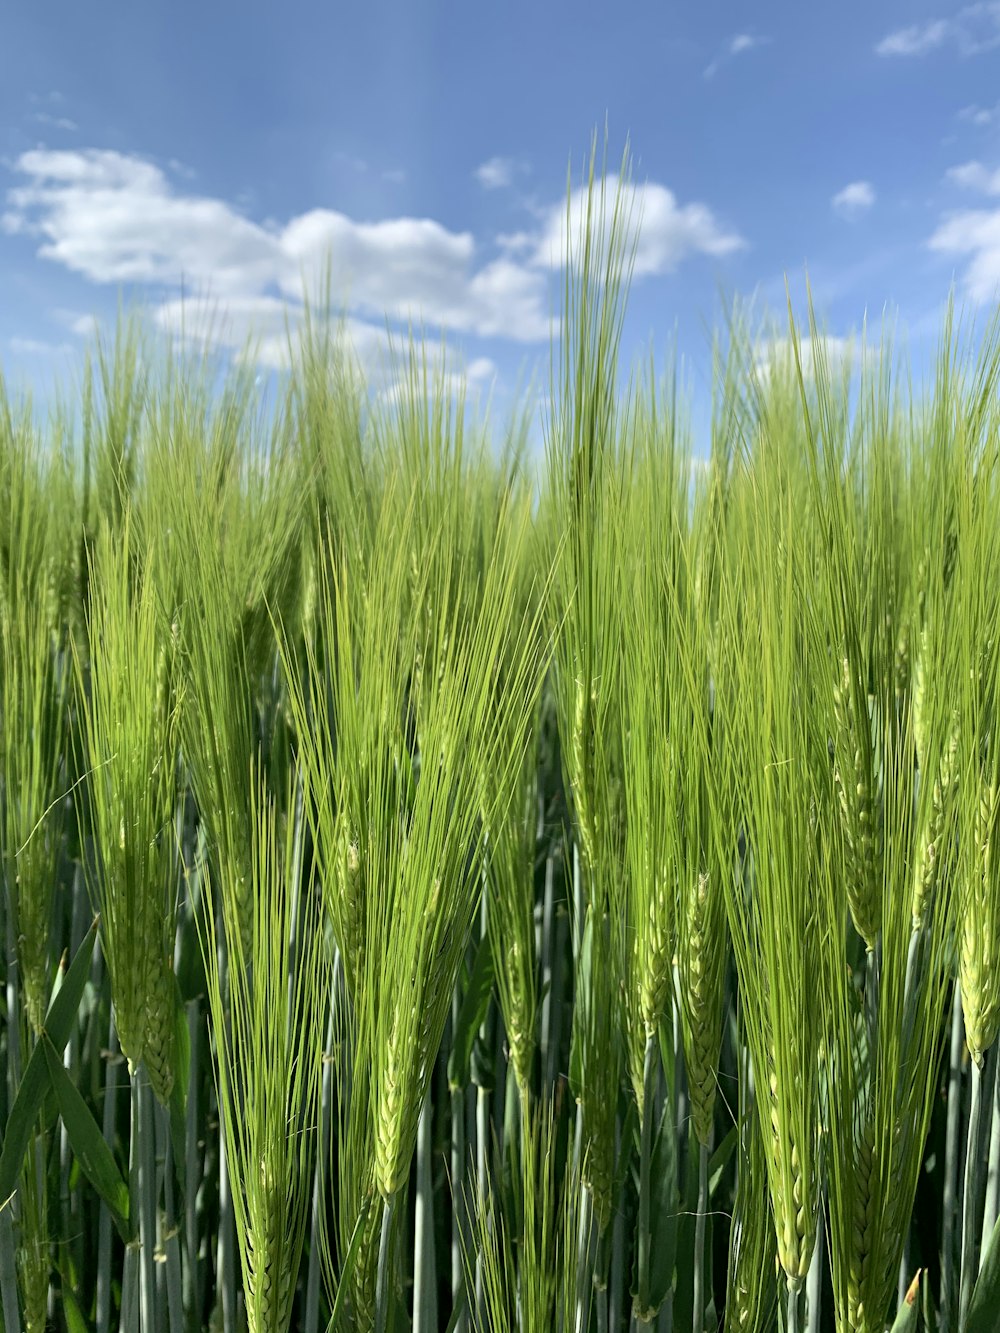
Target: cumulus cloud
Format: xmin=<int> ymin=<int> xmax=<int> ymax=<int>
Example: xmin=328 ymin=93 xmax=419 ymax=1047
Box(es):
xmin=704 ymin=33 xmax=769 ymax=78
xmin=876 ymin=5 xmax=1000 ymax=57
xmin=2 ymin=147 xmax=554 ymax=346
xmin=832 ymin=180 xmax=876 ymax=219
xmin=3 ymin=147 xmax=744 ymax=369
xmin=926 ymin=159 xmax=1000 ymax=299
xmin=531 ymin=180 xmax=745 ymax=274
xmin=929 ymin=210 xmax=1000 ymax=300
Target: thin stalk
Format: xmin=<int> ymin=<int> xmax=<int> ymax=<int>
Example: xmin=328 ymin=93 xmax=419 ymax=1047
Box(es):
xmin=0 ymin=1203 xmax=22 ymax=1333
xmin=473 ymin=896 xmax=491 ymax=1324
xmin=96 ymin=1018 xmax=121 ymax=1333
xmin=942 ymin=982 xmax=965 ymax=1332
xmin=216 ymin=1128 xmax=236 ymax=1333
xmin=960 ymin=1044 xmax=997 ymax=1327
xmin=183 ymin=1002 xmax=201 ymax=1333
xmin=635 ymin=1032 xmax=658 ymax=1329
xmin=901 ymin=925 xmax=924 ymax=1056
xmin=787 ymin=1280 xmax=802 ymax=1333
xmin=413 ymin=1088 xmax=437 ymax=1333
xmin=865 ymin=943 xmax=881 ymax=1065
xmin=897 ymin=1222 xmax=911 ymax=1312
xmin=305 ymin=997 xmax=337 ymax=1333
xmin=159 ymin=1103 xmax=183 ymax=1333
xmin=374 ymin=1195 xmax=395 ymax=1333
xmin=120 ymin=1076 xmax=141 ymax=1333
xmin=137 ymin=1076 xmax=157 ymax=1332
xmin=540 ymin=854 xmax=555 ymax=1088
xmin=595 ymin=1282 xmax=609 ymax=1333
xmin=805 ymin=1191 xmax=823 ymax=1333
xmin=610 ymin=1113 xmax=625 ymax=1333
xmin=693 ymin=1141 xmax=709 ymax=1333
xmin=574 ymin=1183 xmax=595 ymax=1333
xmin=982 ymin=1053 xmax=1000 ymax=1252
xmin=450 ymin=1026 xmax=467 ymax=1333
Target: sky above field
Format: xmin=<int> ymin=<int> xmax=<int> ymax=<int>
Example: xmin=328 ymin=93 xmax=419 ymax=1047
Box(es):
xmin=3 ymin=1 xmax=1000 ymax=444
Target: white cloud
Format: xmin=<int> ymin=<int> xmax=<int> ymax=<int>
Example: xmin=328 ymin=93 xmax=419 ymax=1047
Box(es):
xmin=832 ymin=180 xmax=876 ymax=219
xmin=945 ymin=159 xmax=1000 ymax=193
xmin=930 ymin=162 xmax=1000 ymax=299
xmin=928 ymin=209 xmax=1000 ymax=299
xmin=474 ymin=157 xmax=521 ymax=190
xmin=753 ymin=334 xmax=874 ymax=384
xmin=3 ymin=147 xmax=554 ymax=345
xmin=876 ymin=5 xmax=1000 ymax=57
xmin=876 ymin=19 xmax=950 ymax=56
xmin=704 ymin=32 xmax=769 ymax=78
xmin=152 ymin=294 xmax=395 ymax=374
xmin=531 ymin=180 xmax=745 ymax=274
xmin=4 ymin=148 xmax=744 ymax=370
xmin=7 ymin=336 xmax=74 ymax=355
xmin=377 ymin=352 xmax=498 ymax=409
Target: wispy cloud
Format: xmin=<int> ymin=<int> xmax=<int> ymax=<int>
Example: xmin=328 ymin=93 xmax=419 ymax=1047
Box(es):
xmin=946 ymin=159 xmax=1000 ymax=193
xmin=7 ymin=335 xmax=74 ymax=356
xmin=876 ymin=4 xmax=1000 ymax=57
xmin=832 ymin=180 xmax=876 ymax=219
xmin=704 ymin=32 xmax=769 ymax=79
xmin=474 ymin=156 xmax=525 ymax=190
xmin=30 ymin=112 xmax=78 ymax=133
xmin=959 ymin=102 xmax=1000 ymax=126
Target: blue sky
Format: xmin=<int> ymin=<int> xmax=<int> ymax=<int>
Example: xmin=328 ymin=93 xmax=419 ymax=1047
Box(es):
xmin=3 ymin=2 xmax=1000 ymax=445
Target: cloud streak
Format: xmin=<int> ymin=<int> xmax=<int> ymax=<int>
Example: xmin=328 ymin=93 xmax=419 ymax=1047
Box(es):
xmin=876 ymin=4 xmax=1000 ymax=57
xmin=704 ymin=33 xmax=769 ymax=79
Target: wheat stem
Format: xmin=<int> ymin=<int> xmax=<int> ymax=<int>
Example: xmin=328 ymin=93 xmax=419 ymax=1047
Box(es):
xmin=95 ymin=1015 xmax=119 ymax=1333
xmin=136 ymin=1074 xmax=157 ymax=1333
xmin=694 ymin=1140 xmax=710 ymax=1333
xmin=805 ymin=1190 xmax=823 ymax=1333
xmin=374 ymin=1194 xmax=395 ymax=1333
xmin=0 ymin=1203 xmax=21 ymax=1333
xmin=183 ymin=1001 xmax=202 ymax=1332
xmin=787 ymin=1279 xmax=802 ymax=1333
xmin=634 ymin=1031 xmax=659 ymax=1328
xmin=413 ymin=1088 xmax=437 ymax=1333
xmin=941 ymin=983 xmax=965 ymax=1332
xmin=960 ymin=1043 xmax=998 ymax=1327
xmin=982 ymin=1059 xmax=1000 ymax=1254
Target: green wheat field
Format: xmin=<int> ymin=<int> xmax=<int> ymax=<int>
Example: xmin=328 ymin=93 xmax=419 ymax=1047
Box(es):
xmin=3 ymin=163 xmax=1000 ymax=1333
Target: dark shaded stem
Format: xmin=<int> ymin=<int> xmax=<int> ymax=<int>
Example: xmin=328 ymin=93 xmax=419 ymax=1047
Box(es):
xmin=941 ymin=983 xmax=965 ymax=1333
xmin=635 ymin=1032 xmax=659 ymax=1329
xmin=693 ymin=1141 xmax=710 ymax=1333
xmin=960 ymin=1045 xmax=998 ymax=1327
